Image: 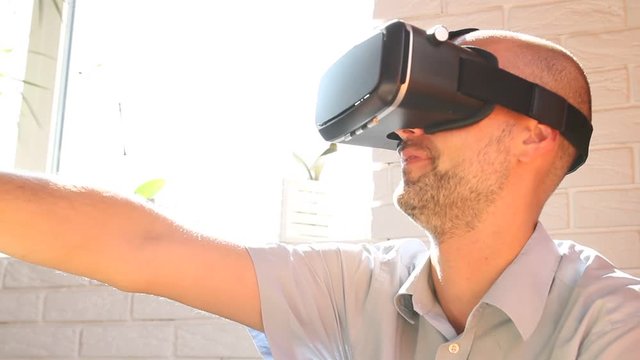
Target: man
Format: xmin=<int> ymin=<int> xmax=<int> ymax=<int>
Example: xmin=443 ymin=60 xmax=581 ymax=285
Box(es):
xmin=0 ymin=28 xmax=638 ymax=359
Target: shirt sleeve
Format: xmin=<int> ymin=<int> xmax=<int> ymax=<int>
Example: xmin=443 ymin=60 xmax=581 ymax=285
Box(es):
xmin=247 ymin=242 xmax=380 ymax=360
xmin=577 ymin=282 xmax=640 ymax=360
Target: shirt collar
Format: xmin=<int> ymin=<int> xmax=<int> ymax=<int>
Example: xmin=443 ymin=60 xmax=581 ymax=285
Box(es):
xmin=394 ymin=252 xmax=429 ymax=324
xmin=393 ymin=223 xmax=561 ymax=341
xmin=394 ymin=251 xmax=459 ymax=339
xmin=481 ymin=222 xmax=561 ymax=340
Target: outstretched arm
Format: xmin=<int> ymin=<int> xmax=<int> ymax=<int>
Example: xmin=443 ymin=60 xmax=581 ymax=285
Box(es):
xmin=0 ymin=170 xmax=263 ymax=330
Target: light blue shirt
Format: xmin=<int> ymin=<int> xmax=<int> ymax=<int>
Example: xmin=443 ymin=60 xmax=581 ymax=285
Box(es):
xmin=248 ymin=224 xmax=640 ymax=359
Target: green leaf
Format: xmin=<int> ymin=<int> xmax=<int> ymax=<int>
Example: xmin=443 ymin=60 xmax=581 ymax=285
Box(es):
xmin=292 ymin=152 xmax=313 ymax=180
xmin=319 ymin=143 xmax=338 ymax=157
xmin=134 ymin=178 xmax=166 ymax=200
xmin=291 ymin=143 xmax=338 ymax=181
xmin=310 ymin=143 xmax=338 ymax=181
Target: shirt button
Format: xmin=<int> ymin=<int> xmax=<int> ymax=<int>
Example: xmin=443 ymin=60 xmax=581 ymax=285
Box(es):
xmin=448 ymin=343 xmax=460 ymax=354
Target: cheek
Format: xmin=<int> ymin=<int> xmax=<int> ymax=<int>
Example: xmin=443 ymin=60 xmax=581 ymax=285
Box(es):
xmin=436 ymin=125 xmax=498 ymax=167
xmin=432 ymin=138 xmax=472 ymax=170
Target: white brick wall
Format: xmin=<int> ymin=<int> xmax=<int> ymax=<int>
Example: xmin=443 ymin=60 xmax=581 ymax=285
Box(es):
xmin=0 ymin=258 xmax=260 ymax=359
xmin=372 ymin=0 xmax=640 ymax=279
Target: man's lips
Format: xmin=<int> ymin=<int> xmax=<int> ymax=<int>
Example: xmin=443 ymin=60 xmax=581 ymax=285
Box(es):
xmin=398 ymin=147 xmax=432 ymax=165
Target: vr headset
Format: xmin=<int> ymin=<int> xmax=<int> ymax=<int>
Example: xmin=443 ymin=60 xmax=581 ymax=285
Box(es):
xmin=314 ymin=20 xmax=592 ymax=173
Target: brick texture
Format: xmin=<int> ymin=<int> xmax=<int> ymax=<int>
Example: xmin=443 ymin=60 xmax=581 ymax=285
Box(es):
xmin=589 ymin=67 xmax=629 ymax=109
xmin=539 ymin=192 xmax=569 ymax=231
xmin=0 ymin=261 xmax=261 ymax=359
xmin=176 ymin=320 xmax=261 ymax=358
xmin=413 ymin=7 xmax=504 ymax=30
xmin=132 ymin=293 xmax=212 ymax=320
xmin=0 ymin=325 xmax=79 ymax=358
xmin=374 ymin=0 xmax=442 ymax=20
xmin=445 ymin=0 xmax=527 ymax=13
xmin=3 ymin=259 xmax=89 ymax=288
xmin=629 ymin=0 xmax=640 ymax=27
xmin=0 ymin=258 xmax=6 ymax=289
xmin=636 ymin=145 xmax=640 ymax=183
xmin=590 ymin=107 xmax=640 ymax=146
xmin=559 ymin=147 xmax=634 ymax=188
xmin=508 ymin=0 xmax=625 ymax=36
xmin=574 ymin=188 xmax=640 ymax=228
xmin=564 ymin=29 xmax=640 ymax=69
xmin=80 ymin=323 xmax=174 ymax=357
xmin=44 ymin=287 xmax=131 ymax=322
xmin=0 ymin=290 xmax=41 ymax=322
xmin=632 ymin=65 xmax=640 ymax=103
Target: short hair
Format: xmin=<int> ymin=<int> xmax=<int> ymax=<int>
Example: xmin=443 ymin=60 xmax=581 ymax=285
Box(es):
xmin=455 ymin=30 xmax=591 ymax=180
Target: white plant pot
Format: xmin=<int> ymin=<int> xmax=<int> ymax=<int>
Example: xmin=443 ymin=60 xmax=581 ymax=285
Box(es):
xmin=280 ymin=179 xmax=333 ymax=243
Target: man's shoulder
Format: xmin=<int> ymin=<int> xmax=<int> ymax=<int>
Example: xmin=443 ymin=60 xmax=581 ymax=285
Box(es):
xmin=552 ymin=239 xmax=640 ymax=325
xmin=307 ymin=238 xmax=429 ymax=270
xmin=549 ymin=240 xmax=640 ymax=355
xmin=249 ymin=238 xmax=428 ymax=273
xmin=554 ymin=239 xmax=639 ymax=289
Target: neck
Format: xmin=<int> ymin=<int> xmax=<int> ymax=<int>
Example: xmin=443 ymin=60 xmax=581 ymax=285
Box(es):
xmin=428 ymin=206 xmax=537 ymax=334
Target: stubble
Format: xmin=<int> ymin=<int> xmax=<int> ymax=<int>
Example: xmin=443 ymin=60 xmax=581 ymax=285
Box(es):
xmin=394 ymin=125 xmax=514 ymax=242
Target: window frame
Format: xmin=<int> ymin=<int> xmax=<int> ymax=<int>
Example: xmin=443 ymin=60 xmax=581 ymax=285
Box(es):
xmin=13 ymin=0 xmax=75 ymax=173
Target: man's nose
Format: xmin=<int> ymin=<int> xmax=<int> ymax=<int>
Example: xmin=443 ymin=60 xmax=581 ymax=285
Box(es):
xmin=394 ymin=128 xmax=426 ymax=141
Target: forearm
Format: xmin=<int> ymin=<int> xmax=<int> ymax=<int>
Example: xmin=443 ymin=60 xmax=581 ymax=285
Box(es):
xmin=0 ymin=171 xmax=166 ymax=288
xmin=0 ymin=171 xmax=264 ymax=328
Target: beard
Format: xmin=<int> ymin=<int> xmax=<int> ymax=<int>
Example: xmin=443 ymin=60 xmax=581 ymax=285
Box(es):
xmin=394 ymin=125 xmax=513 ymax=242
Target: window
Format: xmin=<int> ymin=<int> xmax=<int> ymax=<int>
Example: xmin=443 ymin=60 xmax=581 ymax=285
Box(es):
xmin=0 ymin=0 xmax=34 ymax=168
xmin=58 ymin=0 xmax=376 ymax=243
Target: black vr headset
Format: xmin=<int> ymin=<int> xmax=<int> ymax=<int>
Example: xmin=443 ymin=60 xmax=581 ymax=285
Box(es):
xmin=314 ymin=20 xmax=592 ymax=173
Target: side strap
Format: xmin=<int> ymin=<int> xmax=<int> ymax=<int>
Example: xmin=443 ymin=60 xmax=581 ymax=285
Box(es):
xmin=458 ymin=57 xmax=593 ymax=172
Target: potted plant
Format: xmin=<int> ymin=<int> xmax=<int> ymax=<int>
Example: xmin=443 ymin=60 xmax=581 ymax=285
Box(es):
xmin=292 ymin=143 xmax=337 ymax=181
xmin=280 ymin=143 xmax=338 ymax=243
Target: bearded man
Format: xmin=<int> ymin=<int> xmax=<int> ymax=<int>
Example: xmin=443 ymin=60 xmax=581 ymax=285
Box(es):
xmin=0 ymin=28 xmax=638 ymax=359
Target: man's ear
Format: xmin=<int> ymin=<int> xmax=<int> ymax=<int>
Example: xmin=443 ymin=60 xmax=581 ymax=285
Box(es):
xmin=518 ymin=122 xmax=559 ymax=164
